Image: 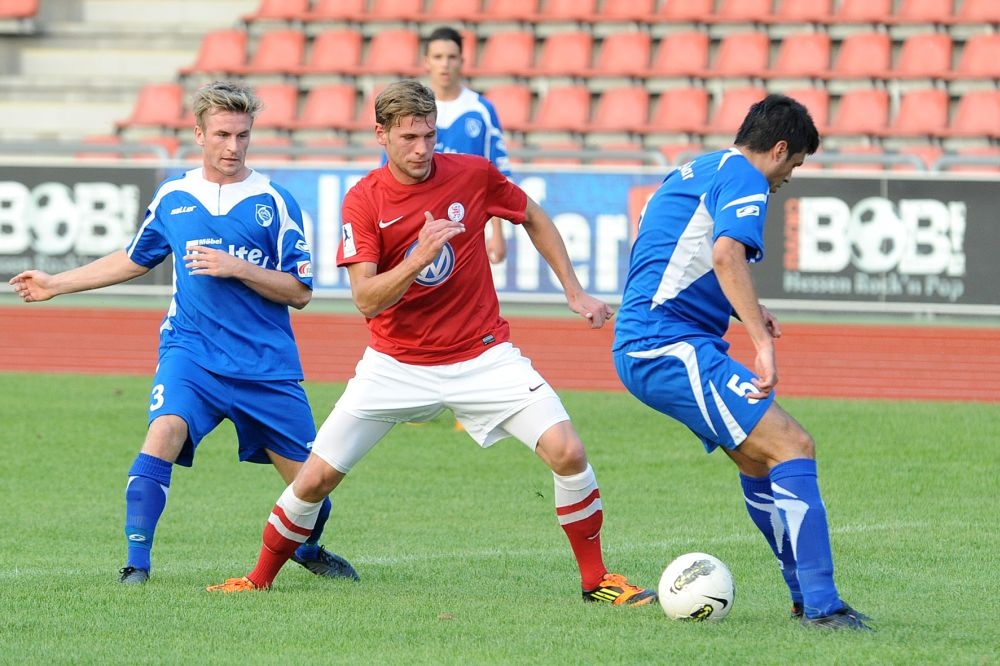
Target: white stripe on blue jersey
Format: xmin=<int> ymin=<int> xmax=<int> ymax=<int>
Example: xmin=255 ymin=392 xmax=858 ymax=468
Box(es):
xmin=614 ymin=149 xmax=771 ymax=351
xmin=434 ymin=87 xmax=511 ymax=176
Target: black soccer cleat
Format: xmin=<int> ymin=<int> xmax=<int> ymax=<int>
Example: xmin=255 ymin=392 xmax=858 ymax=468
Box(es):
xmin=118 ymin=566 xmax=149 ymax=585
xmin=791 ymin=602 xmax=804 ymax=619
xmin=291 ymin=545 xmax=360 ymax=581
xmin=801 ymin=603 xmax=873 ymax=631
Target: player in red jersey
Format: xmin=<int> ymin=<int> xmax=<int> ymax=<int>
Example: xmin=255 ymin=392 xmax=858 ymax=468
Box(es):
xmin=207 ymin=79 xmax=656 ymax=606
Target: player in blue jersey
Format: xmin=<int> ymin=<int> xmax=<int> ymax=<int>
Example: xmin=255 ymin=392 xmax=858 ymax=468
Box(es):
xmin=424 ymin=25 xmax=510 ymax=264
xmin=613 ymin=94 xmax=872 ymax=631
xmin=9 ymin=80 xmax=357 ymax=586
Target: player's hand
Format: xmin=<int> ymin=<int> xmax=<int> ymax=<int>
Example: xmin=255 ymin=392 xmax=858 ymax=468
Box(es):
xmin=749 ymin=346 xmax=778 ymax=399
xmin=9 ymin=270 xmax=56 ymax=303
xmin=760 ymin=304 xmax=781 ymax=339
xmin=184 ymin=245 xmax=242 ymax=278
xmin=411 ymin=211 xmax=465 ymax=267
xmin=568 ymin=291 xmax=614 ymax=329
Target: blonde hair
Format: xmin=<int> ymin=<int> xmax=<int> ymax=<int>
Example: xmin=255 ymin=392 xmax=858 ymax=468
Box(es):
xmin=192 ymin=80 xmax=263 ymax=130
xmin=374 ymin=79 xmax=437 ymax=129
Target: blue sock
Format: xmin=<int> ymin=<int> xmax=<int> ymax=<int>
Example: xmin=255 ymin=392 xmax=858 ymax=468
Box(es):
xmin=739 ymin=473 xmax=802 ymax=606
xmin=770 ymin=458 xmax=842 ymax=618
xmin=124 ymin=453 xmax=172 ymax=571
xmin=295 ymin=497 xmax=331 ymax=560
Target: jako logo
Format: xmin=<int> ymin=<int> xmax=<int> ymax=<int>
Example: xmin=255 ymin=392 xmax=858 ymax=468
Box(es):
xmin=406 ymin=240 xmax=455 ymax=287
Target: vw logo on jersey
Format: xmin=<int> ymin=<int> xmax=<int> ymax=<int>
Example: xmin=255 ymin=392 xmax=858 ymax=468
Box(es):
xmin=256 ymin=204 xmax=274 ymax=227
xmin=447 ymin=202 xmax=465 ymax=222
xmin=406 ymin=240 xmax=456 ymax=287
xmin=465 ymin=118 xmax=483 ymax=138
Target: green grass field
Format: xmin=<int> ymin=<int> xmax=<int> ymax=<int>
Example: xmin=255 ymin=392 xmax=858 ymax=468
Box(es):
xmin=1 ymin=372 xmax=997 ymax=665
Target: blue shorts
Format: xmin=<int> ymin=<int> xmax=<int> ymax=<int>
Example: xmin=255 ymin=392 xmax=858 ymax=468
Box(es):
xmin=614 ymin=337 xmax=774 ymax=453
xmin=148 ymin=351 xmax=316 ymax=467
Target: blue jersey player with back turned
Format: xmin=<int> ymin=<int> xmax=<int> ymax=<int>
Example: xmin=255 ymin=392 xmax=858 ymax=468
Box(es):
xmin=9 ymin=80 xmax=357 ymax=586
xmin=613 ymin=94 xmax=872 ymax=630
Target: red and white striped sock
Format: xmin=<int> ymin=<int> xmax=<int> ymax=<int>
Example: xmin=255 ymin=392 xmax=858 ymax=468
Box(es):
xmin=554 ymin=464 xmax=607 ymax=590
xmin=248 ymin=485 xmax=323 ymax=588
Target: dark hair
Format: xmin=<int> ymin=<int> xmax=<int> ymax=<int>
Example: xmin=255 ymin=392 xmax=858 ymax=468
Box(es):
xmin=425 ymin=26 xmax=463 ymax=54
xmin=734 ymin=93 xmax=820 ymax=156
xmin=375 ymin=79 xmax=437 ymax=128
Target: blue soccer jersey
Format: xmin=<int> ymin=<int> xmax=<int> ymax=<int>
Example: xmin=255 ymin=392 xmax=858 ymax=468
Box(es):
xmin=614 ymin=148 xmax=771 ymax=352
xmin=126 ymin=168 xmax=312 ymax=380
xmin=434 ymin=87 xmax=512 ymax=176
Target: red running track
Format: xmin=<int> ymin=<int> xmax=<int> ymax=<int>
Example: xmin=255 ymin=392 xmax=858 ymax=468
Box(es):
xmin=1 ymin=306 xmax=997 ymax=403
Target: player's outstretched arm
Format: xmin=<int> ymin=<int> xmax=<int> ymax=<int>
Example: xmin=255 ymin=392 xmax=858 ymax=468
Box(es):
xmin=9 ymin=250 xmax=149 ymax=303
xmin=520 ymin=198 xmax=613 ymax=329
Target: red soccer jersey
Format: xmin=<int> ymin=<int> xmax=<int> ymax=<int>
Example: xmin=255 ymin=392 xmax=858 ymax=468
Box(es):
xmin=338 ymin=153 xmax=528 ymax=364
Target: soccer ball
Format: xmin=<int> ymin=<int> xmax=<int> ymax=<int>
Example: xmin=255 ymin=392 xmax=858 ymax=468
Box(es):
xmin=658 ymin=552 xmax=735 ymax=622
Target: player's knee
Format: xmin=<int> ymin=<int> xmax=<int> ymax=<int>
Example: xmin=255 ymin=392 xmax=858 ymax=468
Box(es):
xmin=294 ymin=457 xmax=344 ymax=501
xmin=536 ymin=424 xmax=588 ymax=475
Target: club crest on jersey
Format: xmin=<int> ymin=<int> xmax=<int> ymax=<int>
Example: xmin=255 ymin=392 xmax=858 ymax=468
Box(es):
xmin=406 ymin=240 xmax=455 ymax=287
xmin=465 ymin=118 xmax=483 ymax=138
xmin=256 ymin=204 xmax=274 ymax=227
xmin=447 ymin=202 xmax=465 ymax=223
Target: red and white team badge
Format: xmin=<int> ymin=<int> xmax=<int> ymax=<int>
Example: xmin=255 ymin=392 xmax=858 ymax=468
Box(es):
xmin=447 ymin=202 xmax=465 ymax=222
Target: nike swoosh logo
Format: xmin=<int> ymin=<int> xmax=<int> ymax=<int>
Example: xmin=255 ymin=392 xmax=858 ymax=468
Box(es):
xmin=529 ymin=384 xmax=544 ymax=392
xmin=378 ymin=215 xmax=404 ymax=228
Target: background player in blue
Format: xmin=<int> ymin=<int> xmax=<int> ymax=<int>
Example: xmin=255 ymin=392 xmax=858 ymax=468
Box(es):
xmin=613 ymin=94 xmax=872 ymax=630
xmin=424 ymin=25 xmax=510 ymax=264
xmin=8 ymin=80 xmax=357 ymax=585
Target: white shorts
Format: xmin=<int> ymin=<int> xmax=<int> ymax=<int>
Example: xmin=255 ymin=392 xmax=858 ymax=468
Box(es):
xmin=312 ymin=343 xmax=571 ymax=473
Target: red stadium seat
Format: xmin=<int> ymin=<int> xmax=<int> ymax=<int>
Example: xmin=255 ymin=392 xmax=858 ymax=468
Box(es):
xmin=237 ymin=29 xmax=306 ymax=76
xmin=950 ymin=33 xmax=1000 ymax=80
xmin=528 ymin=85 xmax=591 ymax=133
xmin=535 ymin=0 xmax=599 ymax=22
xmin=890 ymin=0 xmax=956 ymax=24
xmin=768 ymin=33 xmax=831 ymax=79
xmin=827 ymin=88 xmax=890 ymax=136
xmin=367 ymin=0 xmax=424 ymax=22
xmin=0 ymin=0 xmax=38 ymax=19
xmin=706 ymin=31 xmax=771 ymax=79
xmin=301 ymin=0 xmax=366 ymax=22
xmin=354 ymin=29 xmax=422 ymax=76
xmin=649 ymin=30 xmax=710 ymax=79
xmin=590 ymin=31 xmax=652 ymax=78
xmin=425 ymin=0 xmax=483 ymax=22
xmin=180 ymin=29 xmax=248 ymax=77
xmin=954 ymin=0 xmax=1000 ymax=23
xmin=892 ymin=32 xmax=952 ymax=80
xmin=535 ymin=32 xmax=593 ymax=77
xmin=478 ymin=0 xmax=540 ymax=22
xmin=828 ymin=31 xmax=892 ymax=80
xmin=709 ymin=0 xmax=775 ymax=24
xmin=114 ymin=83 xmax=186 ymax=132
xmin=882 ymin=87 xmax=950 ymax=138
xmin=644 ymin=87 xmax=711 ymax=135
xmin=252 ymin=83 xmax=300 ymax=131
xmin=587 ymin=87 xmax=650 ymax=133
xmin=241 ymin=0 xmax=310 ymax=23
xmin=467 ymin=30 xmax=535 ymax=77
xmin=833 ymin=0 xmax=893 ymax=23
xmin=706 ymin=87 xmax=769 ymax=137
xmin=597 ymin=0 xmax=658 ymax=22
xmin=784 ymin=87 xmax=830 ymax=132
xmin=295 ymin=29 xmax=364 ymax=76
xmin=946 ymin=89 xmax=1000 ymax=138
xmin=658 ymin=0 xmax=714 ymax=23
xmin=483 ymin=85 xmax=533 ymax=132
xmin=290 ymin=84 xmax=358 ymax=132
xmin=769 ymin=0 xmax=835 ymax=23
